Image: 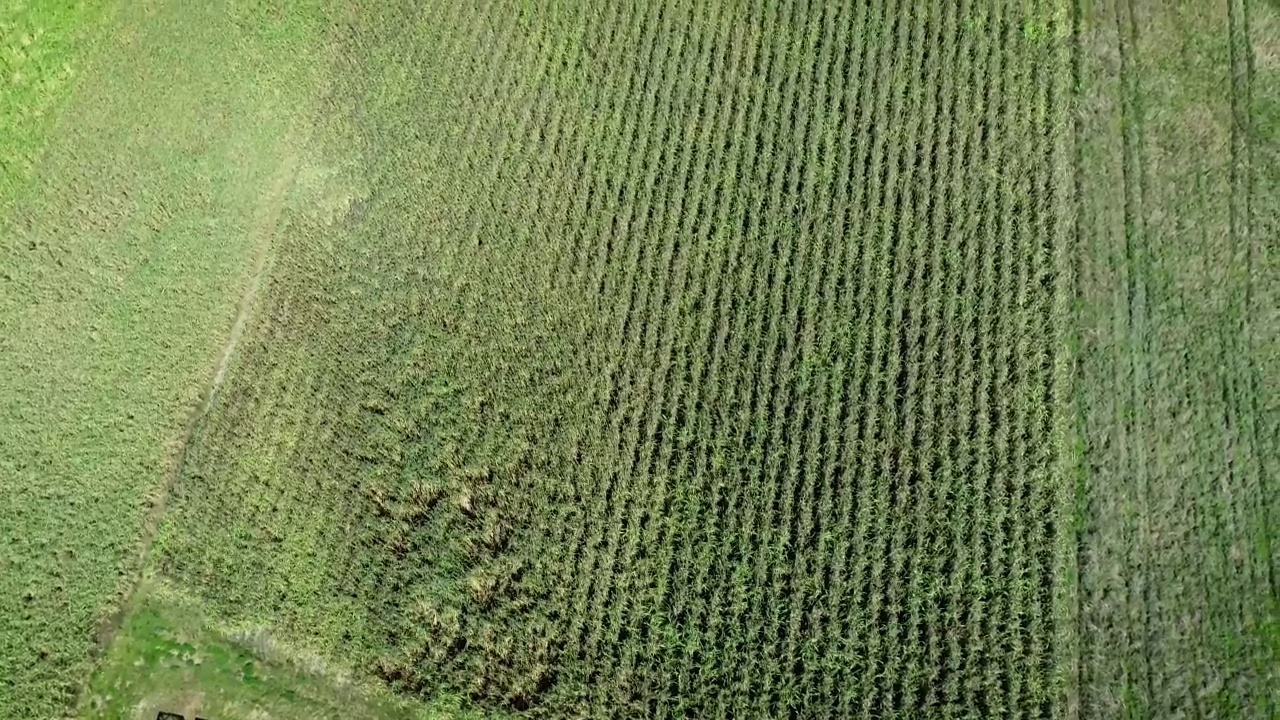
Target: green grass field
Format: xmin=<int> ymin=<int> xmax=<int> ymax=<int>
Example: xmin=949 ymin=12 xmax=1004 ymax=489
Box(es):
xmin=0 ymin=0 xmax=112 ymax=217
xmin=0 ymin=0 xmax=340 ymax=716
xmin=1 ymin=0 xmax=1275 ymax=718
xmin=80 ymin=580 xmax=469 ymax=720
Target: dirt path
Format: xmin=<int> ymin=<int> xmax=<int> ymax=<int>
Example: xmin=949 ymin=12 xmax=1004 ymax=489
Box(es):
xmin=83 ymin=149 xmax=300 ymax=689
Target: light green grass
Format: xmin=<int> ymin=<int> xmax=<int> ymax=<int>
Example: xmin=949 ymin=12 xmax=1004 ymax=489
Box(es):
xmin=1070 ymin=0 xmax=1278 ymax=715
xmin=0 ymin=0 xmax=112 ymax=218
xmin=0 ymin=0 xmax=334 ymax=715
xmin=81 ymin=581 xmax=476 ymax=720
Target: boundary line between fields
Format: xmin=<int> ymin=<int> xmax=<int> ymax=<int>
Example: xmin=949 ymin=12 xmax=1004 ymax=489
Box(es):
xmin=79 ymin=148 xmax=300 ymax=703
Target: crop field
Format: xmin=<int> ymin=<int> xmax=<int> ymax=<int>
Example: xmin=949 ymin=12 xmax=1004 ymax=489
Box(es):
xmin=1 ymin=0 xmax=1275 ymax=718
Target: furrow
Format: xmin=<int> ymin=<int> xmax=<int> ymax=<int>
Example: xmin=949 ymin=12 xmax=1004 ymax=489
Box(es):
xmin=863 ymin=0 xmax=937 ymax=712
xmin=820 ymin=0 xmax=897 ymax=711
xmin=958 ymin=2 xmax=1015 ymax=714
xmin=791 ymin=0 xmax=871 ymax=708
xmin=597 ymin=0 xmax=733 ymax=701
xmin=836 ymin=0 xmax=913 ymax=712
xmin=915 ymin=0 xmax=972 ymax=707
xmin=745 ymin=2 xmax=835 ymax=712
xmin=651 ymin=2 xmax=791 ymax=712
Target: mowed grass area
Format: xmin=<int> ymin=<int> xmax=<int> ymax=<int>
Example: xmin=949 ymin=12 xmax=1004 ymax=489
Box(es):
xmin=0 ymin=0 xmax=337 ymax=715
xmin=81 ymin=581 xmax=473 ymax=720
xmin=1069 ymin=0 xmax=1278 ymax=715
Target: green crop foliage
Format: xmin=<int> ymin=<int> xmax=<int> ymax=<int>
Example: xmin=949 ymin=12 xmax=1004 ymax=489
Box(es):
xmin=152 ymin=0 xmax=1075 ymax=715
xmin=80 ymin=581 xmax=468 ymax=720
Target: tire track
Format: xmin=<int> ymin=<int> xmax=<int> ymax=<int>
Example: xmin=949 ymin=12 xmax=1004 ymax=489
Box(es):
xmin=85 ymin=145 xmax=299 ymax=688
